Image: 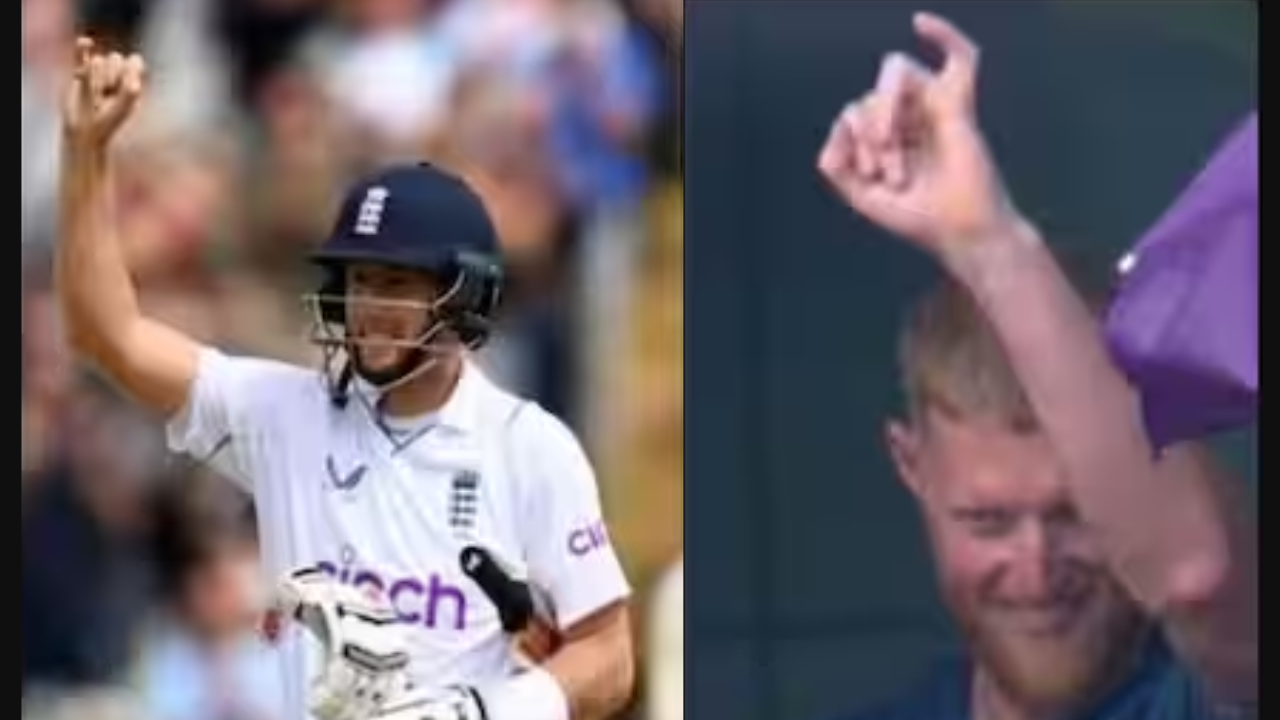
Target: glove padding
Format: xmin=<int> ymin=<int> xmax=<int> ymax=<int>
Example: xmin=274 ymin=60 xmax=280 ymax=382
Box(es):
xmin=374 ymin=685 xmax=488 ymax=720
xmin=273 ymin=567 xmax=415 ymax=720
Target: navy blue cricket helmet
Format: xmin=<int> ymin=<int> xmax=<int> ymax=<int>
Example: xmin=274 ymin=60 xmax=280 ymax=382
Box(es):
xmin=305 ymin=162 xmax=504 ymax=402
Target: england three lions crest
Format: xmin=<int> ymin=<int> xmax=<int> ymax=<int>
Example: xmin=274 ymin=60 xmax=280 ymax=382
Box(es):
xmin=448 ymin=470 xmax=480 ymax=533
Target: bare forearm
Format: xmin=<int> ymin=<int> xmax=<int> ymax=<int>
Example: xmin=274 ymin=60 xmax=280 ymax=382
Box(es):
xmin=55 ymin=138 xmax=143 ymax=359
xmin=1153 ymin=445 xmax=1257 ymax=701
xmin=942 ymin=221 xmax=1233 ymax=610
xmin=543 ymin=634 xmax=634 ymax=720
xmin=54 ymin=136 xmax=203 ymax=415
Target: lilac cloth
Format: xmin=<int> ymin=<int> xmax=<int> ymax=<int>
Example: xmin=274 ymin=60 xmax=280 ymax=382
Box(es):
xmin=1105 ymin=112 xmax=1257 ymax=449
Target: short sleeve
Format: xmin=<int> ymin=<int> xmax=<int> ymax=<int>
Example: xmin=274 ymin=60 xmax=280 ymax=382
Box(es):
xmin=165 ymin=348 xmax=300 ymax=493
xmin=514 ymin=406 xmax=632 ymax=629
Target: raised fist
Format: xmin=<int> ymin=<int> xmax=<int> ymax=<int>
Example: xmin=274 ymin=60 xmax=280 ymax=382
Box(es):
xmin=817 ymin=13 xmax=1018 ymax=255
xmin=61 ymin=36 xmax=146 ymax=148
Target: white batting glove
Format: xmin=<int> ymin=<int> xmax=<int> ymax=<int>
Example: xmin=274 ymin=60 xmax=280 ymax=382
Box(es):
xmin=373 ymin=685 xmax=488 ymax=720
xmin=273 ymin=567 xmax=415 ymax=720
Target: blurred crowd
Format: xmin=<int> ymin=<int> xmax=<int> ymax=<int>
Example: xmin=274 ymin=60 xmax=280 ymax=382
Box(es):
xmin=21 ymin=0 xmax=683 ymax=718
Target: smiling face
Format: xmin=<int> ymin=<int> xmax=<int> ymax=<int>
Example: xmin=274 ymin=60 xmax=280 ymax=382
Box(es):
xmin=338 ymin=261 xmax=472 ymax=391
xmin=889 ymin=266 xmax=1148 ymax=714
xmin=344 ymin=263 xmax=443 ymax=376
xmin=888 ymin=412 xmax=1149 ymax=712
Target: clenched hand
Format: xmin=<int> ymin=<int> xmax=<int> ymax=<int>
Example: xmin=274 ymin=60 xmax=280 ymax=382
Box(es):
xmin=817 ymin=13 xmax=1022 ymax=257
xmin=61 ymin=36 xmax=147 ymax=148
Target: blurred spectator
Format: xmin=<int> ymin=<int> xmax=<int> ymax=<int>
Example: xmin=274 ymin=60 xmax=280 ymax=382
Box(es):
xmin=433 ymin=0 xmax=664 ymax=433
xmin=629 ymin=0 xmax=681 ymax=43
xmin=131 ymin=0 xmax=235 ymax=137
xmin=22 ymin=275 xmax=72 ymax=479
xmin=116 ymin=134 xmax=237 ymax=286
xmin=314 ymin=0 xmax=460 ymax=160
xmin=22 ymin=0 xmax=75 ymax=251
xmin=137 ymin=469 xmax=283 ymax=720
xmin=214 ymin=0 xmax=327 ymax=110
xmin=22 ymin=373 xmax=164 ymax=714
xmin=552 ymin=0 xmax=663 ymax=450
xmin=240 ymin=59 xmax=347 ymax=279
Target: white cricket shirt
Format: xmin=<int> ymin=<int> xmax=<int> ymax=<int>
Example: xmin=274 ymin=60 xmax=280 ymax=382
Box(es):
xmin=166 ymin=348 xmax=631 ymax=719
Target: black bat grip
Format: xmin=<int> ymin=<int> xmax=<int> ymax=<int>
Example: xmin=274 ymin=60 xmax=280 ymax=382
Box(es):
xmin=459 ymin=545 xmax=535 ymax=633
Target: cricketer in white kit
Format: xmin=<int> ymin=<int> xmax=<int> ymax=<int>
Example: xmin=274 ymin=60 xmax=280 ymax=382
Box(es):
xmin=56 ymin=38 xmax=635 ymax=720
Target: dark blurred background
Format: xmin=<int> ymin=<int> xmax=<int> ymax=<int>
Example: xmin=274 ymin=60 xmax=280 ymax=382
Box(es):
xmin=683 ymin=2 xmax=1256 ymax=720
xmin=22 ymin=1 xmax=682 ymax=718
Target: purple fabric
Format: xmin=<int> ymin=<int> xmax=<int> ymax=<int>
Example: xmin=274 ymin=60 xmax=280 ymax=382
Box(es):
xmin=1105 ymin=112 xmax=1257 ymax=449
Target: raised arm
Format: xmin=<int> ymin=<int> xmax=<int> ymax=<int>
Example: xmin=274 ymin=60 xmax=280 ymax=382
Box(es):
xmin=57 ymin=38 xmax=204 ymax=417
xmin=945 ymin=217 xmax=1257 ymax=705
xmin=817 ymin=13 xmax=1256 ymax=705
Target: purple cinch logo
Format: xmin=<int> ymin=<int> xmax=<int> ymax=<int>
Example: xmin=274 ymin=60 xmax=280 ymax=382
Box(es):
xmin=316 ymin=546 xmax=469 ymax=630
xmin=567 ymin=519 xmax=610 ymax=558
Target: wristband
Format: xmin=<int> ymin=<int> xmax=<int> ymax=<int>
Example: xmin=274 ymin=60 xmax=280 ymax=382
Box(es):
xmin=482 ymin=666 xmax=570 ymax=720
